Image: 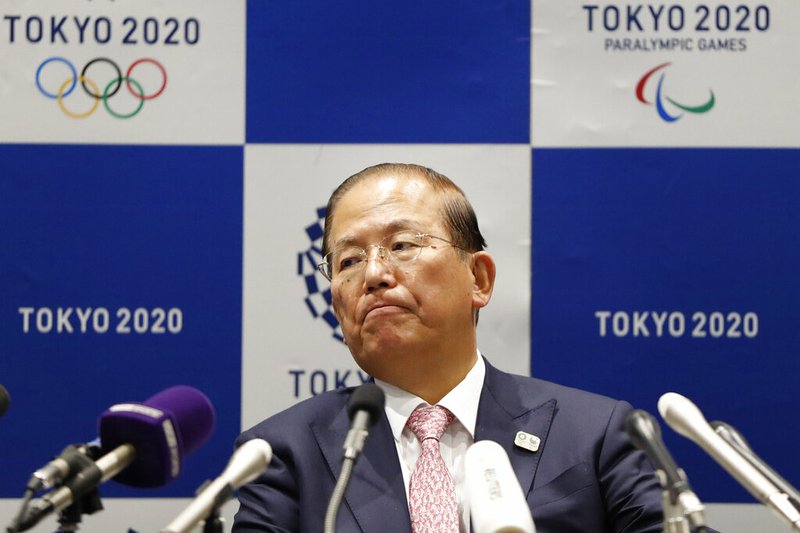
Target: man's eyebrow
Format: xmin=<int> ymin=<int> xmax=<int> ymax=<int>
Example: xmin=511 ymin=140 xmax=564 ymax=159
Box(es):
xmin=330 ymin=236 xmax=359 ymax=250
xmin=331 ymin=219 xmax=421 ymax=249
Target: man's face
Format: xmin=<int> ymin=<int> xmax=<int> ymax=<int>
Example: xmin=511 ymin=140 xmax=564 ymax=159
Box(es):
xmin=327 ymin=173 xmax=480 ymax=384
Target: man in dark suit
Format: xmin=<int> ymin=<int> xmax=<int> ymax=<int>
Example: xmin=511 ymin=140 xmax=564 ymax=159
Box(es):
xmin=233 ymin=163 xmax=664 ymax=532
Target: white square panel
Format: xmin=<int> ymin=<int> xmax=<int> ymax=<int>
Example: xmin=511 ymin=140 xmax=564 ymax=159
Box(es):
xmin=242 ymin=144 xmax=532 ymax=429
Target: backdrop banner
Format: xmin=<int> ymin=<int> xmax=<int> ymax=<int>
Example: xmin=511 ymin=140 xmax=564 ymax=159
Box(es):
xmin=0 ymin=0 xmax=796 ymax=531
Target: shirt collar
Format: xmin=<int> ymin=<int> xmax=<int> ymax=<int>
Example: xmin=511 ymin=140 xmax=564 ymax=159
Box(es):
xmin=375 ymin=351 xmax=486 ymax=442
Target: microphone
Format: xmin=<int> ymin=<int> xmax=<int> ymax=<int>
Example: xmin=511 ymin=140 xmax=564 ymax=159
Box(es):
xmin=624 ymin=409 xmax=706 ymax=530
xmin=464 ymin=440 xmax=535 ymax=533
xmin=324 ymin=383 xmax=386 ymax=533
xmin=14 ymin=445 xmax=137 ymax=531
xmin=659 ymin=392 xmax=800 ymax=531
xmin=161 ymin=438 xmax=272 ymax=533
xmin=27 ymin=442 xmax=102 ymax=492
xmin=11 ymin=385 xmax=216 ymax=532
xmin=98 ymin=385 xmax=215 ymax=487
xmin=342 ymin=383 xmax=385 ymax=460
xmin=0 ymin=384 xmax=9 ymax=417
xmin=711 ymin=420 xmax=800 ymax=509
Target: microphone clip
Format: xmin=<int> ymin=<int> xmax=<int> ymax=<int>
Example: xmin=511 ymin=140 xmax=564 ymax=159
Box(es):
xmin=52 ymin=488 xmax=104 ymax=533
xmin=53 ymin=443 xmax=105 ymax=532
xmin=9 ymin=443 xmax=103 ymax=533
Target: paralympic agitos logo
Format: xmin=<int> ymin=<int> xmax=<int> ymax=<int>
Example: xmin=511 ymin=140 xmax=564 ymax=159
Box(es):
xmin=35 ymin=56 xmax=167 ymax=119
xmin=636 ymin=62 xmax=715 ymax=123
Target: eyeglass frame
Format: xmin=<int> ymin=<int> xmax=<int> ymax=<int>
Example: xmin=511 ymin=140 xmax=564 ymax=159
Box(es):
xmin=317 ymin=229 xmax=464 ymax=282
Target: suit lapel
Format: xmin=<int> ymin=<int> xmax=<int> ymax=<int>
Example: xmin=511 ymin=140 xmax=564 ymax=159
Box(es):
xmin=313 ymin=400 xmax=411 ymax=533
xmin=475 ymin=360 xmax=557 ymax=495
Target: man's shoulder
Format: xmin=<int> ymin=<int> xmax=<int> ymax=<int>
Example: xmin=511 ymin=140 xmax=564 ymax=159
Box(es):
xmin=527 ymin=375 xmax=623 ymax=406
xmin=237 ymin=387 xmax=354 ymax=444
xmin=485 ymin=362 xmax=631 ymax=417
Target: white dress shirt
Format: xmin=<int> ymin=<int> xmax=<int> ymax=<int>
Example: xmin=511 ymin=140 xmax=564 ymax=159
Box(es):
xmin=374 ymin=352 xmax=485 ymax=533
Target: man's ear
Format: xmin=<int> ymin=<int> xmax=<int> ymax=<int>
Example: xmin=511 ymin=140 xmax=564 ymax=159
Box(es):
xmin=470 ymin=251 xmax=496 ymax=310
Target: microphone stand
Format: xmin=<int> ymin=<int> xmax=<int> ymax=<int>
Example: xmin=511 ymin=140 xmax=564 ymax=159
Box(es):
xmin=660 ymin=487 xmax=690 ymax=533
xmin=324 ymin=457 xmax=355 ymax=533
xmin=201 ymin=507 xmax=224 ymax=533
xmin=52 ymin=443 xmax=104 ymax=533
xmin=7 ymin=444 xmax=103 ymax=533
xmin=324 ymin=384 xmax=384 ymax=533
xmin=654 ymin=470 xmax=707 ymax=533
xmin=53 ymin=488 xmax=103 ymax=533
xmin=712 ymin=421 xmax=800 ymax=513
xmin=200 ymin=488 xmax=233 ymax=533
xmin=183 ymin=478 xmax=234 ymax=533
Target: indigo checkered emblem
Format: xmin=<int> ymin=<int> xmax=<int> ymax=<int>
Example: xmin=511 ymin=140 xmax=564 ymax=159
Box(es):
xmin=297 ymin=206 xmax=343 ymax=341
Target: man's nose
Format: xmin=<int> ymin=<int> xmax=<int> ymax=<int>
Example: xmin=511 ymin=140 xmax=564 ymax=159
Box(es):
xmin=363 ymin=245 xmax=395 ymax=291
xmin=364 ymin=244 xmax=385 ymax=262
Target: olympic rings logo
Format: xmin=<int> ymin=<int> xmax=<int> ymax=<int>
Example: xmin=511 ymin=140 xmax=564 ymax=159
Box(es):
xmin=35 ymin=57 xmax=168 ymax=119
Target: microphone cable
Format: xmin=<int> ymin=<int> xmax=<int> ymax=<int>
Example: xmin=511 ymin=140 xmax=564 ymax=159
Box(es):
xmin=6 ymin=488 xmax=34 ymax=533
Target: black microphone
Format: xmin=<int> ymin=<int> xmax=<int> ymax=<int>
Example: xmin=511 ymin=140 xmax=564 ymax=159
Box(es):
xmin=324 ymin=383 xmax=385 ymax=533
xmin=625 ymin=410 xmax=689 ymax=497
xmin=0 ymin=385 xmax=9 ymax=418
xmin=624 ymin=409 xmax=706 ymax=530
xmin=342 ymin=383 xmax=385 ymax=460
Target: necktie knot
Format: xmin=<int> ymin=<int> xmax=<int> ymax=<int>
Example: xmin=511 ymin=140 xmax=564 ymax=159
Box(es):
xmin=407 ymin=405 xmax=454 ymax=443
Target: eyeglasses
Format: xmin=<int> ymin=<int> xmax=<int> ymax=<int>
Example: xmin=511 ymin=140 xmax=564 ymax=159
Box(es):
xmin=318 ymin=230 xmax=460 ymax=282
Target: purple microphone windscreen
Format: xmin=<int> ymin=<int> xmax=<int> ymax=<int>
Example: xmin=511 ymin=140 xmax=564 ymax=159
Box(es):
xmin=98 ymin=385 xmax=216 ymax=488
xmin=0 ymin=384 xmax=9 ymax=417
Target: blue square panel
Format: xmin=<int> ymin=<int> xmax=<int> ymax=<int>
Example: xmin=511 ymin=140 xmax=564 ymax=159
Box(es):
xmin=532 ymin=148 xmax=800 ymax=502
xmin=0 ymin=145 xmax=243 ymax=498
xmin=246 ymin=0 xmax=529 ymax=143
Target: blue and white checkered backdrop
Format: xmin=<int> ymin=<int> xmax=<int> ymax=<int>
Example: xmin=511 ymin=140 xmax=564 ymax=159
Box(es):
xmin=1 ymin=1 xmax=798 ymax=531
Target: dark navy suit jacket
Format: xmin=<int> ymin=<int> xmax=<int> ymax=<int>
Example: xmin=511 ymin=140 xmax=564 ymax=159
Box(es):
xmin=232 ymin=359 xmax=664 ymax=532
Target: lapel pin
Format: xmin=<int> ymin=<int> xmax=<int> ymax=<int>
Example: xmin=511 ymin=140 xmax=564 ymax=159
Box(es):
xmin=514 ymin=430 xmax=540 ymax=453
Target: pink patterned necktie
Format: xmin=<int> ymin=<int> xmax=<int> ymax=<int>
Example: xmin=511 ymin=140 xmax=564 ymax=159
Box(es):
xmin=406 ymin=405 xmax=460 ymax=533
